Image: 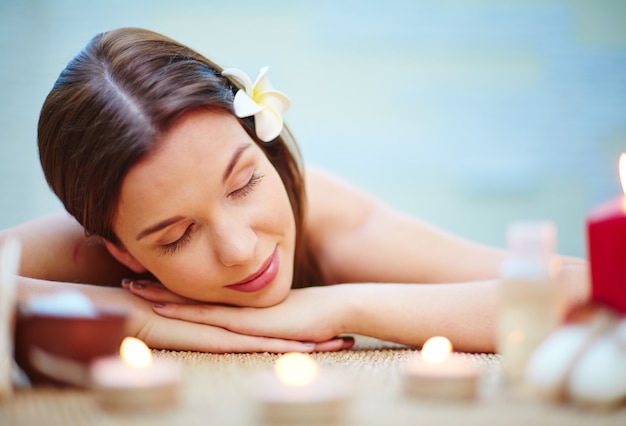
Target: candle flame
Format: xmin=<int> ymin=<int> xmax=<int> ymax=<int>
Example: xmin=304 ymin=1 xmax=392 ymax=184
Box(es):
xmin=619 ymin=152 xmax=626 ymax=195
xmin=120 ymin=337 xmax=152 ymax=368
xmin=421 ymin=336 xmax=452 ymax=364
xmin=274 ymin=352 xmax=318 ymax=386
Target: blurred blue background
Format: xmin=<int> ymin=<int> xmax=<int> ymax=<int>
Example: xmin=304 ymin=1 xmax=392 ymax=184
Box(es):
xmin=1 ymin=0 xmax=625 ymax=258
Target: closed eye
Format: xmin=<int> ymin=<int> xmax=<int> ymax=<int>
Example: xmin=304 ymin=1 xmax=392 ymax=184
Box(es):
xmin=228 ymin=173 xmax=264 ymax=199
xmin=160 ymin=224 xmax=194 ymax=256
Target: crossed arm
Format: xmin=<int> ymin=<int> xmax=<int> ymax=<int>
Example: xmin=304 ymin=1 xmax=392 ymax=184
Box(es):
xmin=1 ymin=168 xmax=589 ymax=353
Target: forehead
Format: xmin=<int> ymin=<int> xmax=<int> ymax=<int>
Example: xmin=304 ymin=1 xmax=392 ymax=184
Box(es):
xmin=159 ymin=109 xmax=244 ymax=156
xmin=133 ymin=110 xmax=249 ymax=178
xmin=115 ymin=110 xmax=256 ymax=224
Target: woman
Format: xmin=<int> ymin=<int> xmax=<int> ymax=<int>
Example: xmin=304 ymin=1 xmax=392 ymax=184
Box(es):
xmin=2 ymin=28 xmax=589 ymax=354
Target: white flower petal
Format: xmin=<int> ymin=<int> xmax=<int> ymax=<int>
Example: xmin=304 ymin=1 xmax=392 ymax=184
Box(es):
xmin=253 ymin=66 xmax=272 ymax=94
xmin=254 ymin=108 xmax=283 ymax=142
xmin=222 ymin=68 xmax=253 ymax=94
xmin=224 ymin=67 xmax=289 ymax=142
xmin=232 ymin=90 xmax=264 ymax=118
xmin=256 ymin=90 xmax=290 ymax=115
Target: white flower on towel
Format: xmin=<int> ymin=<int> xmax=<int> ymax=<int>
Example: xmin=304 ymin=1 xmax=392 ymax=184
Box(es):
xmin=222 ymin=67 xmax=291 ymax=142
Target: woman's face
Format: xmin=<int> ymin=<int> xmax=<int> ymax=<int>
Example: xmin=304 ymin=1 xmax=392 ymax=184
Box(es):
xmin=111 ymin=110 xmax=296 ymax=307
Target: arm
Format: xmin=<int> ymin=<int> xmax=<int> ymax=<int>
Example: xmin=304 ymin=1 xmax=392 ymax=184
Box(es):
xmin=2 ymin=212 xmax=133 ymax=286
xmin=337 ymin=262 xmax=588 ymax=352
xmin=147 ymin=262 xmax=589 ymax=353
xmin=307 ymin=167 xmax=588 ymax=350
xmin=147 ymin=281 xmax=500 ymax=352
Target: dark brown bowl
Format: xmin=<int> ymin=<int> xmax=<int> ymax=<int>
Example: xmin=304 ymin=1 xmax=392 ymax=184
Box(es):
xmin=14 ymin=308 xmax=128 ymax=387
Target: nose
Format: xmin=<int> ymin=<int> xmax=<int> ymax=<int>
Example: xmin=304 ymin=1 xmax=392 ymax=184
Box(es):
xmin=211 ymin=214 xmax=257 ymax=267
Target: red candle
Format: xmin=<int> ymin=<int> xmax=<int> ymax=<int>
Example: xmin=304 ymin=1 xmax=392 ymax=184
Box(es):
xmin=586 ymin=153 xmax=626 ymax=315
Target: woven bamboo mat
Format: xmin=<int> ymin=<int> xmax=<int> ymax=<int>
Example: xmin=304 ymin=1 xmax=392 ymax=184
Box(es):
xmin=1 ymin=336 xmax=624 ymax=426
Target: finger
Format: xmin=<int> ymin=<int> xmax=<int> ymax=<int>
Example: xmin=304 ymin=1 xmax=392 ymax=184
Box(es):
xmin=153 ymin=302 xmax=274 ymax=339
xmin=153 ymin=301 xmax=241 ymax=329
xmin=313 ymin=336 xmax=355 ymax=352
xmin=123 ymin=279 xmax=191 ymax=304
xmin=140 ymin=317 xmax=317 ymax=354
xmin=122 ymin=277 xmax=162 ymax=289
xmin=339 ymin=336 xmax=355 ymax=350
xmin=152 ymin=303 xmax=342 ymax=346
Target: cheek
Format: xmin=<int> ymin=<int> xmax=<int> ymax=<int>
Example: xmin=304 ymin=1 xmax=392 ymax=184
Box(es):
xmin=144 ymin=255 xmax=215 ymax=299
xmin=267 ymin=191 xmax=295 ymax=231
xmin=126 ymin=233 xmax=220 ymax=300
xmin=264 ymin=171 xmax=296 ymax=231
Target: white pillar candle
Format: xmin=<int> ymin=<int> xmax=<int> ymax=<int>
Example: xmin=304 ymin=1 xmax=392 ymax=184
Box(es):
xmin=403 ymin=336 xmax=480 ymax=400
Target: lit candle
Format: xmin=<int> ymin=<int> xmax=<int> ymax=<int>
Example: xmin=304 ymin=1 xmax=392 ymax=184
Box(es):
xmin=403 ymin=336 xmax=480 ymax=400
xmin=90 ymin=337 xmax=181 ymax=410
xmin=256 ymin=352 xmax=349 ymax=425
xmin=587 ymin=153 xmax=626 ymax=314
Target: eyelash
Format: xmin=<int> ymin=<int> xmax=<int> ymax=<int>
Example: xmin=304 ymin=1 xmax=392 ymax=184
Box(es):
xmin=228 ymin=173 xmax=264 ymax=199
xmin=160 ymin=225 xmax=193 ymax=256
xmin=159 ymin=173 xmax=264 ymax=255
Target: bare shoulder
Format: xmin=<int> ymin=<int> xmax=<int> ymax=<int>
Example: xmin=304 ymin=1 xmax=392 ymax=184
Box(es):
xmin=303 ymin=167 xmax=510 ymax=284
xmin=1 ymin=211 xmax=132 ymax=285
xmin=304 ymin=167 xmax=379 ymax=235
xmin=303 ymin=167 xmax=383 ymax=282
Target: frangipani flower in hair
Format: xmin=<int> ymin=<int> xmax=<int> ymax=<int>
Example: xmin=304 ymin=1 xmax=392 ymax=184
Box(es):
xmin=222 ymin=67 xmax=291 ymax=142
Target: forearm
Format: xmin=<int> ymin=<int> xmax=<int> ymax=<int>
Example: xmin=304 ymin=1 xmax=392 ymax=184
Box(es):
xmin=338 ymin=281 xmax=499 ymax=353
xmin=338 ymin=263 xmax=590 ymax=353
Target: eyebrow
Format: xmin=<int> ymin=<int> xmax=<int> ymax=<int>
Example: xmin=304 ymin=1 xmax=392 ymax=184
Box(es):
xmin=223 ymin=144 xmax=251 ymax=184
xmin=136 ymin=216 xmax=185 ymax=241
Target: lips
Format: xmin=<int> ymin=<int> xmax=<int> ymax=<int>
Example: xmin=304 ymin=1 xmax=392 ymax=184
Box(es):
xmin=225 ymin=248 xmax=279 ymax=293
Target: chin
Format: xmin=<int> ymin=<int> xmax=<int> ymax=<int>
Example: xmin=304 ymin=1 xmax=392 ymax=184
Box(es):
xmin=235 ymin=279 xmax=292 ymax=308
xmin=245 ymin=287 xmax=291 ymax=308
xmin=250 ymin=294 xmax=288 ymax=308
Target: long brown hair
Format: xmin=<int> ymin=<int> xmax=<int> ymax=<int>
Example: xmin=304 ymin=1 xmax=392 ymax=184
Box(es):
xmin=38 ymin=27 xmax=323 ymax=288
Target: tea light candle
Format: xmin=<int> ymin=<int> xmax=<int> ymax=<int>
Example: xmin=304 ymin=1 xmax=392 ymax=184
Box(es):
xmin=90 ymin=337 xmax=180 ymax=410
xmin=587 ymin=153 xmax=626 ymax=314
xmin=403 ymin=336 xmax=480 ymax=400
xmin=256 ymin=352 xmax=349 ymax=425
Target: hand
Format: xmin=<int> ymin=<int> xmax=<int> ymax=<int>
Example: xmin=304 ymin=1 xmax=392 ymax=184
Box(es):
xmin=122 ymin=278 xmax=354 ymax=352
xmin=123 ymin=278 xmax=355 ymax=349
